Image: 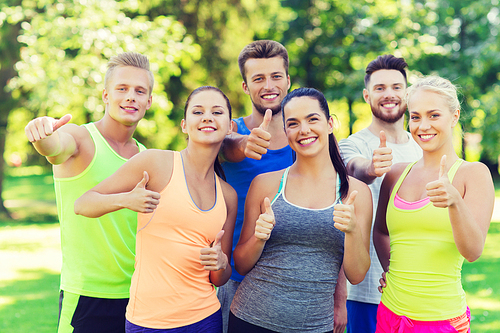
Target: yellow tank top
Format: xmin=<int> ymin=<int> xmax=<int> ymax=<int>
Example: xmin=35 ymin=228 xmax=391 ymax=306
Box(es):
xmin=126 ymin=151 xmax=226 ymax=328
xmin=382 ymin=159 xmax=467 ymax=321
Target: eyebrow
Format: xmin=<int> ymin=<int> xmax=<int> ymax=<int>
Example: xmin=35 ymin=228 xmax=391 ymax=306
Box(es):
xmin=250 ymin=71 xmax=285 ymax=79
xmin=285 ymin=112 xmax=322 ymax=123
xmin=410 ymin=109 xmax=441 ymax=114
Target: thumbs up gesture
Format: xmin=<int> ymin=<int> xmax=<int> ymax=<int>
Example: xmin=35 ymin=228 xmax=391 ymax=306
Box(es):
xmin=200 ymin=230 xmax=228 ymax=271
xmin=245 ymin=109 xmax=273 ymax=160
xmin=127 ymin=171 xmax=161 ymax=213
xmin=255 ymin=197 xmax=275 ymax=241
xmin=426 ymin=155 xmax=459 ymax=208
xmin=25 ymin=114 xmax=73 ymax=142
xmin=370 ymin=130 xmax=393 ymax=177
xmin=333 ymin=191 xmax=358 ymax=233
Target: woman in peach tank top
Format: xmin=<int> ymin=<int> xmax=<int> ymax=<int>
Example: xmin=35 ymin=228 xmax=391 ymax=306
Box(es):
xmin=373 ymin=76 xmax=494 ymax=332
xmin=75 ymin=86 xmax=238 ymax=332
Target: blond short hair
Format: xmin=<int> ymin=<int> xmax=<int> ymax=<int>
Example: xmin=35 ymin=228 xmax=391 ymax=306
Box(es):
xmin=406 ymin=75 xmax=460 ymax=112
xmin=105 ymin=52 xmax=154 ymax=95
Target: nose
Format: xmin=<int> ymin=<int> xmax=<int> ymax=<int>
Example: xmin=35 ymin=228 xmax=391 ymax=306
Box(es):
xmin=265 ymin=78 xmax=272 ymax=90
xmin=419 ymin=117 xmax=431 ymax=130
xmin=383 ymin=87 xmax=396 ymax=100
xmin=202 ymin=112 xmax=213 ymax=122
xmin=126 ymin=90 xmax=136 ymax=102
xmin=299 ymin=122 xmax=311 ymax=135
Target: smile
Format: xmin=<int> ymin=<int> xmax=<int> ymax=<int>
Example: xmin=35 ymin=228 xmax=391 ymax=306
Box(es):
xmin=382 ymin=103 xmax=397 ymax=108
xmin=121 ymin=106 xmax=138 ymax=112
xmin=299 ymin=137 xmax=317 ymax=145
xmin=419 ymin=134 xmax=435 ymax=141
xmin=262 ymin=94 xmax=278 ymax=100
xmin=199 ymin=127 xmax=216 ymax=132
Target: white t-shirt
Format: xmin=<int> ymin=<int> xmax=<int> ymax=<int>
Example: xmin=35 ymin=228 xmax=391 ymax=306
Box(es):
xmin=339 ymin=128 xmax=422 ymax=304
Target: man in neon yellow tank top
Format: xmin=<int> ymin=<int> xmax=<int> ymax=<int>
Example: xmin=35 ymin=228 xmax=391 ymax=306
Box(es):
xmin=25 ymin=52 xmax=154 ymax=333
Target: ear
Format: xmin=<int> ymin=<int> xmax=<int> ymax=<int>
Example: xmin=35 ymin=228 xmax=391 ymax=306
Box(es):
xmin=227 ymin=118 xmax=234 ymax=135
xmin=363 ymin=88 xmax=370 ymax=104
xmin=242 ymin=81 xmax=250 ymax=96
xmin=102 ymin=89 xmax=109 ymax=104
xmin=146 ymin=95 xmax=152 ymax=110
xmin=451 ymin=108 xmax=460 ymax=127
xmin=181 ymin=119 xmax=187 ymax=134
xmin=328 ymin=116 xmax=334 ymax=134
xmin=287 ymin=75 xmax=291 ymax=90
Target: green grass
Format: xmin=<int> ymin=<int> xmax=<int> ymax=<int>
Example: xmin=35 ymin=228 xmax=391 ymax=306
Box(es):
xmin=0 ymin=170 xmax=500 ymax=332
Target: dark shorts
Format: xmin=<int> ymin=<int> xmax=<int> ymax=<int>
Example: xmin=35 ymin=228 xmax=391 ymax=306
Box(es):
xmin=58 ymin=290 xmax=128 ymax=333
xmin=346 ymin=300 xmax=378 ymax=333
xmin=125 ymin=309 xmax=222 ymax=333
xmin=228 ymin=311 xmax=333 ymax=333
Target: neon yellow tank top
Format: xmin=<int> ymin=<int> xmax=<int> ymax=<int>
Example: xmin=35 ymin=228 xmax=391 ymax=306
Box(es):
xmin=54 ymin=123 xmax=146 ymax=298
xmin=381 ymin=159 xmax=466 ymax=321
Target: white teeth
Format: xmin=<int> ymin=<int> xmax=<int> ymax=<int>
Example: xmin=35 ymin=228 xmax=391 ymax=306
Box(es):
xmin=300 ymin=138 xmax=316 ymax=145
xmin=262 ymin=94 xmax=278 ymax=100
xmin=420 ymin=134 xmax=434 ymax=140
xmin=383 ymin=103 xmax=396 ymax=108
xmin=200 ymin=128 xmax=215 ymax=132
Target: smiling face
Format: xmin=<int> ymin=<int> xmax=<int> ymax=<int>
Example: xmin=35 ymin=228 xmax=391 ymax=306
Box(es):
xmin=364 ymin=69 xmax=406 ymax=123
xmin=408 ymin=88 xmax=459 ymax=153
xmin=102 ymin=66 xmax=152 ymax=127
xmin=181 ymin=89 xmax=232 ymax=145
xmin=283 ymin=96 xmax=333 ymax=158
xmin=242 ymin=56 xmax=291 ymax=116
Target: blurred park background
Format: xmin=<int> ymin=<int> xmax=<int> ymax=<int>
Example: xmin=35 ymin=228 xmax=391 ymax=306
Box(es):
xmin=1 ymin=0 xmax=500 ymax=331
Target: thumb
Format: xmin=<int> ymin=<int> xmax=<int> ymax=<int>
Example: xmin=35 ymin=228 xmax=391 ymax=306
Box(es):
xmin=212 ymin=230 xmax=225 ymax=247
xmin=263 ymin=197 xmax=273 ymax=215
xmin=259 ymin=109 xmax=272 ymax=132
xmin=137 ymin=171 xmax=149 ymax=189
xmin=53 ymin=114 xmax=72 ymax=131
xmin=345 ymin=190 xmax=358 ymax=206
xmin=379 ymin=130 xmax=387 ymax=148
xmin=439 ymin=155 xmax=447 ymax=179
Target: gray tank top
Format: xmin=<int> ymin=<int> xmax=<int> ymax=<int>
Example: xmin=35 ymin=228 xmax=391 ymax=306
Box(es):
xmin=230 ymin=167 xmax=345 ymax=332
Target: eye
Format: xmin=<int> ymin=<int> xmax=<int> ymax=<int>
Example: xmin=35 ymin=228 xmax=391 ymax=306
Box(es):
xmin=375 ymin=87 xmax=383 ymax=91
xmin=286 ymin=121 xmax=298 ymax=128
xmin=410 ymin=115 xmax=420 ymax=120
xmin=253 ymin=77 xmax=263 ymax=82
xmin=137 ymin=89 xmax=146 ymax=94
xmin=309 ymin=117 xmax=319 ymax=122
xmin=273 ymin=74 xmax=283 ymax=79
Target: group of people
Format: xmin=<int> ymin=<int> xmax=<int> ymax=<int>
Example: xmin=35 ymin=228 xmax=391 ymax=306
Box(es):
xmin=24 ymin=40 xmax=495 ymax=333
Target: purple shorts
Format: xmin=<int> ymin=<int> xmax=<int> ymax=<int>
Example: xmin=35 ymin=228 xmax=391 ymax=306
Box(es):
xmin=375 ymin=302 xmax=470 ymax=333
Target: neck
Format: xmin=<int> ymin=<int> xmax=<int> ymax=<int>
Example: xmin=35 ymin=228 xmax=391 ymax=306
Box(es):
xmin=292 ymin=148 xmax=336 ymax=179
xmin=95 ymin=115 xmax=137 ymax=144
xmin=422 ymin=143 xmax=458 ymax=168
xmin=181 ymin=142 xmax=220 ymax=179
xmin=368 ymin=116 xmax=408 ymax=144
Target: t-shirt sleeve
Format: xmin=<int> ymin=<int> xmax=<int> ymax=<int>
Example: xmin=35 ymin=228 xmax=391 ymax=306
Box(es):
xmin=339 ymin=137 xmax=364 ymax=164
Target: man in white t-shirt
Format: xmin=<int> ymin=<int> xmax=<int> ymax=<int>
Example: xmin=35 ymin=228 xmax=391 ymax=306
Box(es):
xmin=339 ymin=54 xmax=422 ymax=333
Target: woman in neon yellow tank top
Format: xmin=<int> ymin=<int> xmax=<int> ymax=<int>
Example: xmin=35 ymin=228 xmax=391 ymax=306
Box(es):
xmin=75 ymin=86 xmax=238 ymax=332
xmin=373 ymin=76 xmax=494 ymax=333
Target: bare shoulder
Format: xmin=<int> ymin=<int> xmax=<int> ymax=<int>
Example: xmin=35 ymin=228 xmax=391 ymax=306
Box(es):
xmin=456 ymin=160 xmax=493 ymax=183
xmin=220 ymin=180 xmax=238 ymax=206
xmin=385 ymin=162 xmax=410 ymax=184
xmin=250 ymin=169 xmax=285 ymax=199
xmin=347 ymin=176 xmax=370 ymax=196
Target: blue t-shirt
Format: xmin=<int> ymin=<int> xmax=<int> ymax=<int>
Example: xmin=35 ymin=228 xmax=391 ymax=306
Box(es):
xmin=222 ymin=117 xmax=294 ymax=282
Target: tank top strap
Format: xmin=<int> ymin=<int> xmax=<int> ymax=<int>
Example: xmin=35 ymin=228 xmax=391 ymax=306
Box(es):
xmin=389 ymin=161 xmax=418 ymax=204
xmin=448 ymin=159 xmax=464 ymax=182
xmin=335 ymin=173 xmax=341 ymax=204
xmin=271 ymin=167 xmax=290 ymax=204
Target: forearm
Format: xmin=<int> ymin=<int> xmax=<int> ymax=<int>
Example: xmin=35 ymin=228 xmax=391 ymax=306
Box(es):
xmin=343 ymin=229 xmax=370 ymax=284
xmin=74 ymin=191 xmax=130 ymax=218
xmin=373 ymin=228 xmax=390 ymax=272
xmin=334 ymin=267 xmax=347 ymax=306
xmin=221 ymin=133 xmax=247 ymax=163
xmin=347 ymin=158 xmax=376 ymax=185
xmin=449 ymin=202 xmax=487 ymax=262
xmin=233 ymin=236 xmax=266 ymax=275
xmin=33 ymin=131 xmax=76 ymax=165
xmin=209 ymin=264 xmax=232 ymax=287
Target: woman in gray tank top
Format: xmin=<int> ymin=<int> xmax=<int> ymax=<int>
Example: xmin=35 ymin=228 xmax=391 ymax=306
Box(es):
xmin=228 ymin=88 xmax=372 ymax=333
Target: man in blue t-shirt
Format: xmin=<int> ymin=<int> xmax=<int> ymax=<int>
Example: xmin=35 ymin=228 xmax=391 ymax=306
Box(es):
xmin=218 ymin=40 xmax=347 ymax=333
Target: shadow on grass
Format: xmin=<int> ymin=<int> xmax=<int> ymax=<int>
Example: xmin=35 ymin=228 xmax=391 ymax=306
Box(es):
xmin=463 ymin=222 xmax=500 ymax=332
xmin=0 ymin=269 xmax=60 ymax=333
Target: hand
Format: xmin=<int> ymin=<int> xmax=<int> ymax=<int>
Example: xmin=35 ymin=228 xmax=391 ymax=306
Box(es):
xmin=200 ymin=230 xmax=228 ymax=271
xmin=333 ymin=191 xmax=358 ymax=233
xmin=378 ymin=271 xmax=387 ymax=293
xmin=370 ymin=130 xmax=393 ymax=177
xmin=25 ymin=114 xmax=72 ymax=142
xmin=244 ymin=109 xmax=272 ymax=160
xmin=255 ymin=197 xmax=275 ymax=241
xmin=426 ymin=155 xmax=460 ymax=208
xmin=333 ymin=302 xmax=347 ymax=333
xmin=126 ymin=171 xmax=161 ymax=213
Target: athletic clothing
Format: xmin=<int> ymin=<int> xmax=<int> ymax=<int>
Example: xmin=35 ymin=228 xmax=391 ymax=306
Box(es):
xmin=221 ymin=117 xmax=294 ymax=283
xmin=56 ymin=123 xmax=146 ymax=333
xmin=381 ymin=159 xmax=466 ymax=321
xmin=345 ymin=300 xmax=378 ymax=333
xmin=219 ymin=117 xmax=294 ymax=333
xmin=229 ymin=167 xmax=344 ymax=333
xmin=376 ymin=302 xmax=470 ymax=333
xmin=127 ymin=151 xmax=226 ymax=329
xmin=394 ymin=193 xmax=429 ymax=209
xmin=339 ymin=128 xmax=422 ymax=306
xmin=58 ymin=291 xmax=128 ymax=333
xmin=228 ymin=312 xmax=334 ymax=333
xmin=125 ymin=310 xmax=222 ymax=333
